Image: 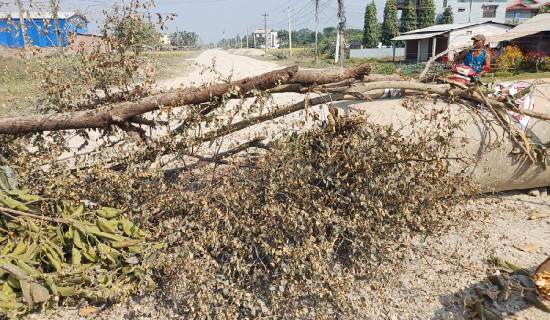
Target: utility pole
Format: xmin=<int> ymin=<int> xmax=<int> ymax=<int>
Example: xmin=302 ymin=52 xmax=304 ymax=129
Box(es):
xmin=246 ymin=27 xmax=249 ymax=48
xmin=287 ymin=7 xmax=292 ymax=56
xmin=314 ymin=0 xmax=319 ymax=63
xmin=263 ymin=13 xmax=268 ymax=55
xmin=223 ymin=30 xmax=226 ymax=49
xmin=337 ymin=0 xmax=346 ymax=67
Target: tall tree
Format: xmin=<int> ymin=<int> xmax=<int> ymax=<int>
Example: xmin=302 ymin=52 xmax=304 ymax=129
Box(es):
xmin=362 ymin=0 xmax=379 ymax=48
xmin=15 ymin=0 xmax=30 ymax=59
xmin=418 ymin=0 xmax=436 ymax=29
xmin=401 ymin=0 xmax=417 ymax=33
xmin=50 ymin=0 xmax=64 ymax=54
xmin=115 ymin=18 xmax=158 ymax=52
xmin=381 ymin=0 xmax=399 ymax=46
xmin=323 ymin=27 xmax=337 ymax=38
xmin=538 ymin=4 xmax=550 ymax=14
xmin=440 ymin=6 xmax=454 ymax=24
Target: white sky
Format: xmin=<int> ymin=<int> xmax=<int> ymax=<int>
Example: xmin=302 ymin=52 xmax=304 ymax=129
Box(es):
xmin=5 ymin=0 xmax=389 ymax=44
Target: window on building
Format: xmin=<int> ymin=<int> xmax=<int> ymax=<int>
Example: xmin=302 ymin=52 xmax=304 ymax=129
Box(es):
xmin=459 ymin=0 xmax=465 ymax=2
xmin=483 ymin=5 xmax=498 ymax=18
xmin=458 ymin=7 xmax=466 ymax=12
xmin=443 ymin=0 xmax=447 ymax=7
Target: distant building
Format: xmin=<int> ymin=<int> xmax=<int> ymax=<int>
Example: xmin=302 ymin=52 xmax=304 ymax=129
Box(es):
xmin=0 ymin=12 xmax=87 ymax=48
xmin=252 ymin=29 xmax=279 ymax=49
xmin=396 ymin=0 xmax=508 ymax=24
xmin=159 ymin=33 xmax=171 ymax=45
xmin=392 ymin=21 xmax=512 ymax=62
xmin=505 ymin=0 xmax=550 ymax=24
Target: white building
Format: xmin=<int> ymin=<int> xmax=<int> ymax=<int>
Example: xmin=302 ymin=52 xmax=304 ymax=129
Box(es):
xmin=396 ymin=0 xmax=509 ymax=24
xmin=252 ymin=29 xmax=279 ymax=49
xmin=159 ymin=33 xmax=171 ymax=45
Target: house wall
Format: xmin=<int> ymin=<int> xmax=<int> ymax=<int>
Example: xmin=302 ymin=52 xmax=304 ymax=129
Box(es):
xmin=398 ymin=0 xmax=508 ymax=23
xmin=349 ymin=47 xmax=405 ymax=59
xmin=505 ymin=10 xmax=535 ymax=23
xmin=68 ymin=34 xmax=108 ymax=53
xmin=252 ymin=31 xmax=279 ymax=48
xmin=446 ymin=0 xmax=508 ymax=24
xmin=447 ymin=23 xmax=512 ymax=58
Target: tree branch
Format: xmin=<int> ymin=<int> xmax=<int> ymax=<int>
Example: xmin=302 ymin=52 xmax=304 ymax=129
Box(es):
xmin=0 ymin=66 xmax=300 ymax=135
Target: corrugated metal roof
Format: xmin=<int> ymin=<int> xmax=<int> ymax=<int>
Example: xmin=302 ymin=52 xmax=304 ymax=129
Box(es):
xmin=0 ymin=12 xmax=77 ymax=20
xmin=400 ymin=22 xmax=484 ymax=35
xmin=392 ymin=31 xmax=446 ymax=41
xmin=488 ymin=13 xmax=550 ymax=42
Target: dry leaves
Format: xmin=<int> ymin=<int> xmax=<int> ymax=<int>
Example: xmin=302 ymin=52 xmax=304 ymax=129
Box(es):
xmin=514 ymin=243 xmax=543 ymax=252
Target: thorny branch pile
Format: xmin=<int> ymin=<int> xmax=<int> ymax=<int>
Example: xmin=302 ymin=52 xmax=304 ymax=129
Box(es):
xmin=1 ymin=1 xmax=550 ymax=318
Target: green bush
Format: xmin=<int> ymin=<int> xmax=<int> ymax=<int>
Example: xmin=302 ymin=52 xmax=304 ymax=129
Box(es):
xmin=494 ymin=70 xmax=514 ymax=77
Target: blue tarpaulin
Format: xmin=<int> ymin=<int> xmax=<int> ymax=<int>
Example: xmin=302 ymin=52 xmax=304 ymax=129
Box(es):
xmin=0 ymin=13 xmax=87 ymax=48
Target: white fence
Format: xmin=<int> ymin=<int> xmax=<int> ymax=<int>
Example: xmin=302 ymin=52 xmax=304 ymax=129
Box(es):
xmin=349 ymin=47 xmax=405 ymax=59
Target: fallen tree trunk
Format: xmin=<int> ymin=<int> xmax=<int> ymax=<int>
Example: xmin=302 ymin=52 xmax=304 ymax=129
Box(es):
xmin=0 ymin=66 xmax=298 ymax=135
xmin=0 ymin=65 xmax=373 ymax=135
xmin=2 ymin=64 xmax=549 ymax=193
xmin=287 ymin=65 xmax=371 ymax=85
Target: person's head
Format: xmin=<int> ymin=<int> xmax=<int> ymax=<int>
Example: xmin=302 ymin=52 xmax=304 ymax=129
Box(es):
xmin=471 ymin=34 xmax=486 ymax=49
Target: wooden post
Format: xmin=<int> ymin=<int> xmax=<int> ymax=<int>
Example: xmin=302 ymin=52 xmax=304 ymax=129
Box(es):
xmin=417 ymin=39 xmax=421 ymax=64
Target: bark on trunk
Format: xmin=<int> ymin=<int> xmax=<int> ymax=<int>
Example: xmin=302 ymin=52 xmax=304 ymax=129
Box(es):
xmin=0 ymin=65 xmax=375 ymax=135
xmin=0 ymin=66 xmax=299 ymax=134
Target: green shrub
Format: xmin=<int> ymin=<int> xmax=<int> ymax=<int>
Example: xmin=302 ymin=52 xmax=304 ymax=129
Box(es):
xmin=525 ymin=51 xmax=548 ymax=72
xmin=494 ymin=70 xmax=514 ymax=77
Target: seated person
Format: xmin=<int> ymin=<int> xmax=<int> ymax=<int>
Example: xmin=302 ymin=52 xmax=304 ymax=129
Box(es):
xmin=453 ymin=34 xmax=491 ymax=80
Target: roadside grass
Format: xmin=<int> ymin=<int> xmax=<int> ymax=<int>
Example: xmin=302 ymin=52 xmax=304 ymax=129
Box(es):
xmin=0 ymin=50 xmax=200 ymax=117
xmin=257 ymin=49 xmax=419 ymax=75
xmin=0 ymin=57 xmax=40 ymax=117
xmin=485 ymin=70 xmax=550 ymax=82
xmin=144 ymin=50 xmax=202 ymax=81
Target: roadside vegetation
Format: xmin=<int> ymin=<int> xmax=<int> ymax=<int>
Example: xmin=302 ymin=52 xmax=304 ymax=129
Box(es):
xmin=0 ymin=57 xmax=40 ymax=117
xmin=0 ymin=50 xmax=199 ymax=117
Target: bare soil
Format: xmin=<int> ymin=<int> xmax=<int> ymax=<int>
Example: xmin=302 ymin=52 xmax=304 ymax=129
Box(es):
xmin=27 ymin=50 xmax=550 ymax=320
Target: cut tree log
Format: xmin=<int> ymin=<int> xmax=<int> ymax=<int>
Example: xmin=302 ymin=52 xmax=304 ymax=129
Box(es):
xmin=0 ymin=66 xmax=298 ymax=135
xmin=0 ymin=65 xmax=372 ymax=135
